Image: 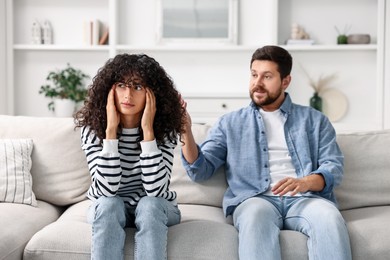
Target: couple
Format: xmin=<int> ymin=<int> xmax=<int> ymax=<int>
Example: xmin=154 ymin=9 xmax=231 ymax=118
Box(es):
xmin=74 ymin=45 xmax=352 ymax=260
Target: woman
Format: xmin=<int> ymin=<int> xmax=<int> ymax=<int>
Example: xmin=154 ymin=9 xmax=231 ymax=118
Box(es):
xmin=74 ymin=53 xmax=186 ymax=260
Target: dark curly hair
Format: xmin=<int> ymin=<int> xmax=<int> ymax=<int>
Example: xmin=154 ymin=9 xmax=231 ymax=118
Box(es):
xmin=74 ymin=53 xmax=186 ymax=145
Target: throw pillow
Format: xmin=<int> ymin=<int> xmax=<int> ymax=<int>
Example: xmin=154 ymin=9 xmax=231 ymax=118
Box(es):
xmin=0 ymin=139 xmax=37 ymax=206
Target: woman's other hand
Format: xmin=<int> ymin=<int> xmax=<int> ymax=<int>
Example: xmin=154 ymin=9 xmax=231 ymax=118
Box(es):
xmin=106 ymin=86 xmax=120 ymax=139
xmin=141 ymin=88 xmax=156 ymax=141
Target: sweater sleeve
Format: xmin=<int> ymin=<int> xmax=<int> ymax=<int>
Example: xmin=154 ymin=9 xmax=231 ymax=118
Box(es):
xmin=81 ymin=126 xmax=122 ymax=197
xmin=139 ymin=138 xmax=176 ymax=198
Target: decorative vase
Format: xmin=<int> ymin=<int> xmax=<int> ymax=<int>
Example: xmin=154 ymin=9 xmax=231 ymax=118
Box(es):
xmin=337 ymin=34 xmax=348 ymax=44
xmin=310 ymin=92 xmax=322 ymax=111
xmin=54 ymin=99 xmax=75 ymax=117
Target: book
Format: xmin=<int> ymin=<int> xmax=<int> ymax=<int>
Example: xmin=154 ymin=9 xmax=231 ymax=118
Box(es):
xmin=92 ymin=19 xmax=100 ymax=45
xmin=83 ymin=19 xmax=103 ymax=45
xmin=99 ymin=27 xmax=109 ymax=45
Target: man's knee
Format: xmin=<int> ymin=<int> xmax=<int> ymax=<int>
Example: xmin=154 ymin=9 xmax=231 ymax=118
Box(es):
xmin=234 ymin=197 xmax=280 ymax=228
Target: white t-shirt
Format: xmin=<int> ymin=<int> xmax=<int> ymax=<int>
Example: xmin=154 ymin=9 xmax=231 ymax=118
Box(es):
xmin=259 ymin=108 xmax=300 ymax=196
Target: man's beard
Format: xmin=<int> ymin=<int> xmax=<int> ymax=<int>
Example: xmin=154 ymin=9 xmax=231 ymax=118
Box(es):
xmin=250 ymin=87 xmax=283 ymax=107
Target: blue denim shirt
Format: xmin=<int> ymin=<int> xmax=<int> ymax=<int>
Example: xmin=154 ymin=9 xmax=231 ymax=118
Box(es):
xmin=181 ymin=93 xmax=344 ymax=216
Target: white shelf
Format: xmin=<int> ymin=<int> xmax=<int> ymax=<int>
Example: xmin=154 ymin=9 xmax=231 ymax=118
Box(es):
xmin=13 ymin=44 xmax=110 ymax=51
xmin=283 ymin=44 xmax=377 ymax=51
xmin=13 ymin=44 xmax=377 ymax=53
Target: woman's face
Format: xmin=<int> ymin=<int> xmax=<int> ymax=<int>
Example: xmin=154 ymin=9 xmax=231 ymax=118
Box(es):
xmin=113 ymin=78 xmax=147 ymax=121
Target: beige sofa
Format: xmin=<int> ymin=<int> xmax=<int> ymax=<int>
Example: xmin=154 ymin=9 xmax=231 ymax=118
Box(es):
xmin=0 ymin=115 xmax=389 ymax=260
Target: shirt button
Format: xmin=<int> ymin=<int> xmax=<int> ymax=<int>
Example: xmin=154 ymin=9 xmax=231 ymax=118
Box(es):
xmin=263 ymin=148 xmax=267 ymax=151
xmin=265 ymin=179 xmax=269 ymax=182
xmin=261 ymin=131 xmax=265 ymax=134
xmin=264 ymin=164 xmax=268 ymax=168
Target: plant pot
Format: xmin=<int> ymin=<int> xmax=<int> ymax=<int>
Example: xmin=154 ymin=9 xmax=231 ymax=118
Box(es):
xmin=310 ymin=92 xmax=322 ymax=112
xmin=54 ymin=99 xmax=75 ymax=117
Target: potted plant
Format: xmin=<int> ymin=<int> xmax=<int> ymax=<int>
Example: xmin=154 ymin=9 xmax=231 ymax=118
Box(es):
xmin=39 ymin=63 xmax=90 ymax=117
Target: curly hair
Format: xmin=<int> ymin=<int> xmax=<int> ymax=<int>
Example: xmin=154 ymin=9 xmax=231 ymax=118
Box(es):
xmin=74 ymin=53 xmax=186 ymax=145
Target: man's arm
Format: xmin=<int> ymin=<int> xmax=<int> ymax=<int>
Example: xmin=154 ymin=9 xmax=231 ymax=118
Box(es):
xmin=181 ymin=113 xmax=199 ymax=163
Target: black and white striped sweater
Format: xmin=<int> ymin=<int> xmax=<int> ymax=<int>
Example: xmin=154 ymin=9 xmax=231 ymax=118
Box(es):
xmin=81 ymin=126 xmax=177 ymax=207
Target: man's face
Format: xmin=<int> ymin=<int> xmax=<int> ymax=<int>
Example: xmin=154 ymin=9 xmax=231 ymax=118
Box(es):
xmin=249 ymin=60 xmax=290 ymax=111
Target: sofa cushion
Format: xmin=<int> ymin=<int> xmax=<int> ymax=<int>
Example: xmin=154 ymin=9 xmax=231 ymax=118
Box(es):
xmin=24 ymin=200 xmax=240 ymax=260
xmin=171 ymin=123 xmax=228 ymax=208
xmin=24 ymin=199 xmax=309 ymax=260
xmin=0 ymin=138 xmax=37 ymax=206
xmin=0 ymin=200 xmax=63 ymax=260
xmin=0 ymin=116 xmax=91 ymax=206
xmin=179 ymin=204 xmax=233 ymax=224
xmin=341 ymin=206 xmax=390 ymax=259
xmin=335 ymin=130 xmax=390 ymax=210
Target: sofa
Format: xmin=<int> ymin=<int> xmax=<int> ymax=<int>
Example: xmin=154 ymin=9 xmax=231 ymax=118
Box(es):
xmin=0 ymin=115 xmax=389 ymax=260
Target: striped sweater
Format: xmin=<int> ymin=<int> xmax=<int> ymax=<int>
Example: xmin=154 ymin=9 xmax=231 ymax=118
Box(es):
xmin=81 ymin=126 xmax=177 ymax=207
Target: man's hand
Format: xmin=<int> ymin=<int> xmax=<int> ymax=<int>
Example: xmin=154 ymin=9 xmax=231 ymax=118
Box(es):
xmin=106 ymin=86 xmax=120 ymax=139
xmin=180 ymin=95 xmax=192 ymax=132
xmin=179 ymin=95 xmax=198 ymax=164
xmin=271 ymin=174 xmax=325 ymax=196
xmin=141 ymin=88 xmax=156 ymax=141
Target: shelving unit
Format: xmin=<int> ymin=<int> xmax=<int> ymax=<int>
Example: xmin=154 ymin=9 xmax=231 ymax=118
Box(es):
xmin=3 ymin=0 xmax=388 ymax=132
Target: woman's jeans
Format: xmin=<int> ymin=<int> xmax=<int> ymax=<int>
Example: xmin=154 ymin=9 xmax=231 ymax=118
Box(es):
xmin=233 ymin=195 xmax=352 ymax=260
xmin=87 ymin=196 xmax=181 ymax=260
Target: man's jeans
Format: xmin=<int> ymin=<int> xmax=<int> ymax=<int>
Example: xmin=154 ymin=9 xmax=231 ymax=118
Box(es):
xmin=87 ymin=196 xmax=181 ymax=260
xmin=233 ymin=195 xmax=352 ymax=260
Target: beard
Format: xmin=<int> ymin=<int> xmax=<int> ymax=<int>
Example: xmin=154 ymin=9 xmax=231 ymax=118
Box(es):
xmin=250 ymin=86 xmax=283 ymax=107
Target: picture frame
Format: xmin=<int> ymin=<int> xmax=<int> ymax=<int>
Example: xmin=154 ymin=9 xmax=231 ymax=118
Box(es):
xmin=156 ymin=0 xmax=238 ymax=45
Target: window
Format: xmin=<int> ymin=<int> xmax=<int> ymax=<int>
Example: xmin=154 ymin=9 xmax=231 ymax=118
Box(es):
xmin=157 ymin=0 xmax=238 ymax=45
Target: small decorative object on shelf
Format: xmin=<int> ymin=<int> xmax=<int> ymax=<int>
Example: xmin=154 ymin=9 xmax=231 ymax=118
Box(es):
xmin=42 ymin=20 xmax=53 ymax=44
xmin=31 ymin=19 xmax=42 ymax=44
xmin=310 ymin=92 xmax=322 ymax=111
xmin=286 ymin=23 xmax=314 ymax=45
xmin=299 ymin=64 xmax=338 ymax=112
xmin=335 ymin=24 xmax=351 ymax=44
xmin=347 ymin=34 xmax=370 ymax=44
xmin=39 ymin=64 xmax=90 ymax=117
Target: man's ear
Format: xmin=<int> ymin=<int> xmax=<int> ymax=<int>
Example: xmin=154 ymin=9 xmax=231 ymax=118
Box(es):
xmin=282 ymin=75 xmax=291 ymax=90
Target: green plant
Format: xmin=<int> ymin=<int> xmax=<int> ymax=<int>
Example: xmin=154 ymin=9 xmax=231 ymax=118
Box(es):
xmin=39 ymin=63 xmax=90 ymax=111
xmin=335 ymin=24 xmax=351 ymax=44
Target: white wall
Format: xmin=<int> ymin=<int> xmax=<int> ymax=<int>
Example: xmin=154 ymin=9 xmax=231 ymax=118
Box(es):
xmin=385 ymin=0 xmax=390 ymax=129
xmin=0 ymin=0 xmax=7 ymax=114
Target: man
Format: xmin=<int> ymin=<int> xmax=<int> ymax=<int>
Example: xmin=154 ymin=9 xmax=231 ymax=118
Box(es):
xmin=180 ymin=45 xmax=352 ymax=260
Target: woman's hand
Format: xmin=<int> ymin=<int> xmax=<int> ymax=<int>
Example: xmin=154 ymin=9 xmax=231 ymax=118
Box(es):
xmin=141 ymin=88 xmax=156 ymax=141
xmin=105 ymin=86 xmax=120 ymax=139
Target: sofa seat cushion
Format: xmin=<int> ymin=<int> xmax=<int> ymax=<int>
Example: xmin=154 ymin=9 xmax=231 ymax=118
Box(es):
xmin=341 ymin=206 xmax=390 ymax=259
xmin=24 ymin=199 xmax=309 ymax=260
xmin=23 ymin=200 xmax=240 ymax=260
xmin=179 ymin=204 xmax=233 ymax=224
xmin=0 ymin=200 xmax=63 ymax=260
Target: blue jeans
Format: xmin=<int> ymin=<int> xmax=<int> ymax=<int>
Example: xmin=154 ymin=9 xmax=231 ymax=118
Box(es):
xmin=232 ymin=195 xmax=352 ymax=260
xmin=87 ymin=196 xmax=181 ymax=260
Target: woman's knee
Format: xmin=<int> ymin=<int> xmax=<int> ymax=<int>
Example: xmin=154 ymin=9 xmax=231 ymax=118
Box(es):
xmin=136 ymin=196 xmax=164 ymax=214
xmin=92 ymin=196 xmax=126 ymax=223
